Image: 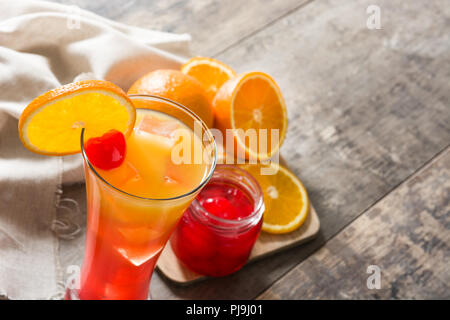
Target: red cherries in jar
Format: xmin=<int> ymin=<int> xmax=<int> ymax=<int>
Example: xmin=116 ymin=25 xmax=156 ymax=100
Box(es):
xmin=171 ymin=165 xmax=264 ymax=277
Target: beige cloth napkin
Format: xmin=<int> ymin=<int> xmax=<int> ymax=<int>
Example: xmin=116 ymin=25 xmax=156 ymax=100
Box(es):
xmin=0 ymin=0 xmax=190 ymax=299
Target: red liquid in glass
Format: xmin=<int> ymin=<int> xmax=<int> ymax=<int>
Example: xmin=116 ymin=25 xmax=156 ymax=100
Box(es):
xmin=171 ymin=182 xmax=262 ymax=277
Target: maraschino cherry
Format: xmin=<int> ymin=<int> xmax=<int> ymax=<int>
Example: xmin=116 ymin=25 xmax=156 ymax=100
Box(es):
xmin=84 ymin=129 xmax=126 ymax=170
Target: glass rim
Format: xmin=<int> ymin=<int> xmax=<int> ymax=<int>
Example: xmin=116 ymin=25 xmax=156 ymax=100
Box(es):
xmin=80 ymin=94 xmax=217 ymax=202
xmin=189 ymin=164 xmax=265 ymax=228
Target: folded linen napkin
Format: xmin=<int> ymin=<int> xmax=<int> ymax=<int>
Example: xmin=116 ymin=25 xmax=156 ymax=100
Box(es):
xmin=0 ymin=0 xmax=190 ymax=299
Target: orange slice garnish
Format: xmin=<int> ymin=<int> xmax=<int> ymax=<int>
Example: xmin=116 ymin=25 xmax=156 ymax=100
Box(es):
xmin=19 ymin=80 xmax=135 ymax=155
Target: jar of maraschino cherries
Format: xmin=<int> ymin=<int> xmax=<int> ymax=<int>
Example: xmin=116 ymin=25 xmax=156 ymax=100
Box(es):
xmin=171 ymin=165 xmax=264 ymax=277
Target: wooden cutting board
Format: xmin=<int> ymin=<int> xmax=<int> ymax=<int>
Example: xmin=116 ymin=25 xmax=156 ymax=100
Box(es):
xmin=157 ymin=202 xmax=320 ymax=284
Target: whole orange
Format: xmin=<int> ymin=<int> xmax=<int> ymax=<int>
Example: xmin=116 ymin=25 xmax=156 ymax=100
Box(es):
xmin=128 ymin=69 xmax=213 ymax=127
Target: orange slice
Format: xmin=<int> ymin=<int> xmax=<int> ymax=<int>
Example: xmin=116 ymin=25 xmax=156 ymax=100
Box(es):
xmin=213 ymin=71 xmax=287 ymax=160
xmin=181 ymin=57 xmax=236 ymax=103
xmin=239 ymin=162 xmax=309 ymax=234
xmin=19 ymin=80 xmax=135 ymax=155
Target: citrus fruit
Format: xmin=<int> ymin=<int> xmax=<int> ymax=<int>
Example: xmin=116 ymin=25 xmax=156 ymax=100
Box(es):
xmin=212 ymin=71 xmax=287 ymax=160
xmin=127 ymin=69 xmax=213 ymax=127
xmin=181 ymin=57 xmax=236 ymax=103
xmin=239 ymin=162 xmax=309 ymax=234
xmin=18 ymin=80 xmax=136 ymax=155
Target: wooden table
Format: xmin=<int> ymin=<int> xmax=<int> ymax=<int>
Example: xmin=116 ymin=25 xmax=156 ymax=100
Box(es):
xmin=53 ymin=0 xmax=450 ymax=299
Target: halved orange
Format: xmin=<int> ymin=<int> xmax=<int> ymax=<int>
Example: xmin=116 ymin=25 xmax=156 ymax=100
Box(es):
xmin=239 ymin=162 xmax=309 ymax=234
xmin=19 ymin=80 xmax=136 ymax=155
xmin=181 ymin=57 xmax=236 ymax=103
xmin=213 ymin=71 xmax=287 ymax=161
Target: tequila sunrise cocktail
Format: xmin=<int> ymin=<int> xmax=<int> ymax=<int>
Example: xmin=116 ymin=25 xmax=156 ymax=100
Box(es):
xmin=70 ymin=95 xmax=216 ymax=300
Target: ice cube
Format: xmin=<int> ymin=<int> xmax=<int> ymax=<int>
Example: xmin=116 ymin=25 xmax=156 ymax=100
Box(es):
xmin=121 ymin=161 xmax=141 ymax=182
xmin=163 ymin=175 xmax=178 ymax=184
xmin=137 ymin=115 xmax=180 ymax=138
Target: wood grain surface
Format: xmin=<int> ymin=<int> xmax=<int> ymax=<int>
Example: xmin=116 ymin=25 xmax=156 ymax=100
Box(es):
xmin=51 ymin=0 xmax=450 ymax=299
xmin=51 ymin=0 xmax=312 ymax=56
xmin=259 ymin=147 xmax=450 ymax=299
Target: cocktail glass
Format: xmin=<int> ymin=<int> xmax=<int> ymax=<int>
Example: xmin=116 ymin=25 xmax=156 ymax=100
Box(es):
xmin=67 ymin=95 xmax=216 ymax=300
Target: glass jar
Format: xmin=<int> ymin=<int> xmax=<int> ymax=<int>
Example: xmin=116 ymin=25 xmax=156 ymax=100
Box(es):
xmin=170 ymin=165 xmax=264 ymax=277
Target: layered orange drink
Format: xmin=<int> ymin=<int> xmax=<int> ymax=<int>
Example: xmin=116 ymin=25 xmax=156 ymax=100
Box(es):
xmin=78 ymin=97 xmax=215 ymax=300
